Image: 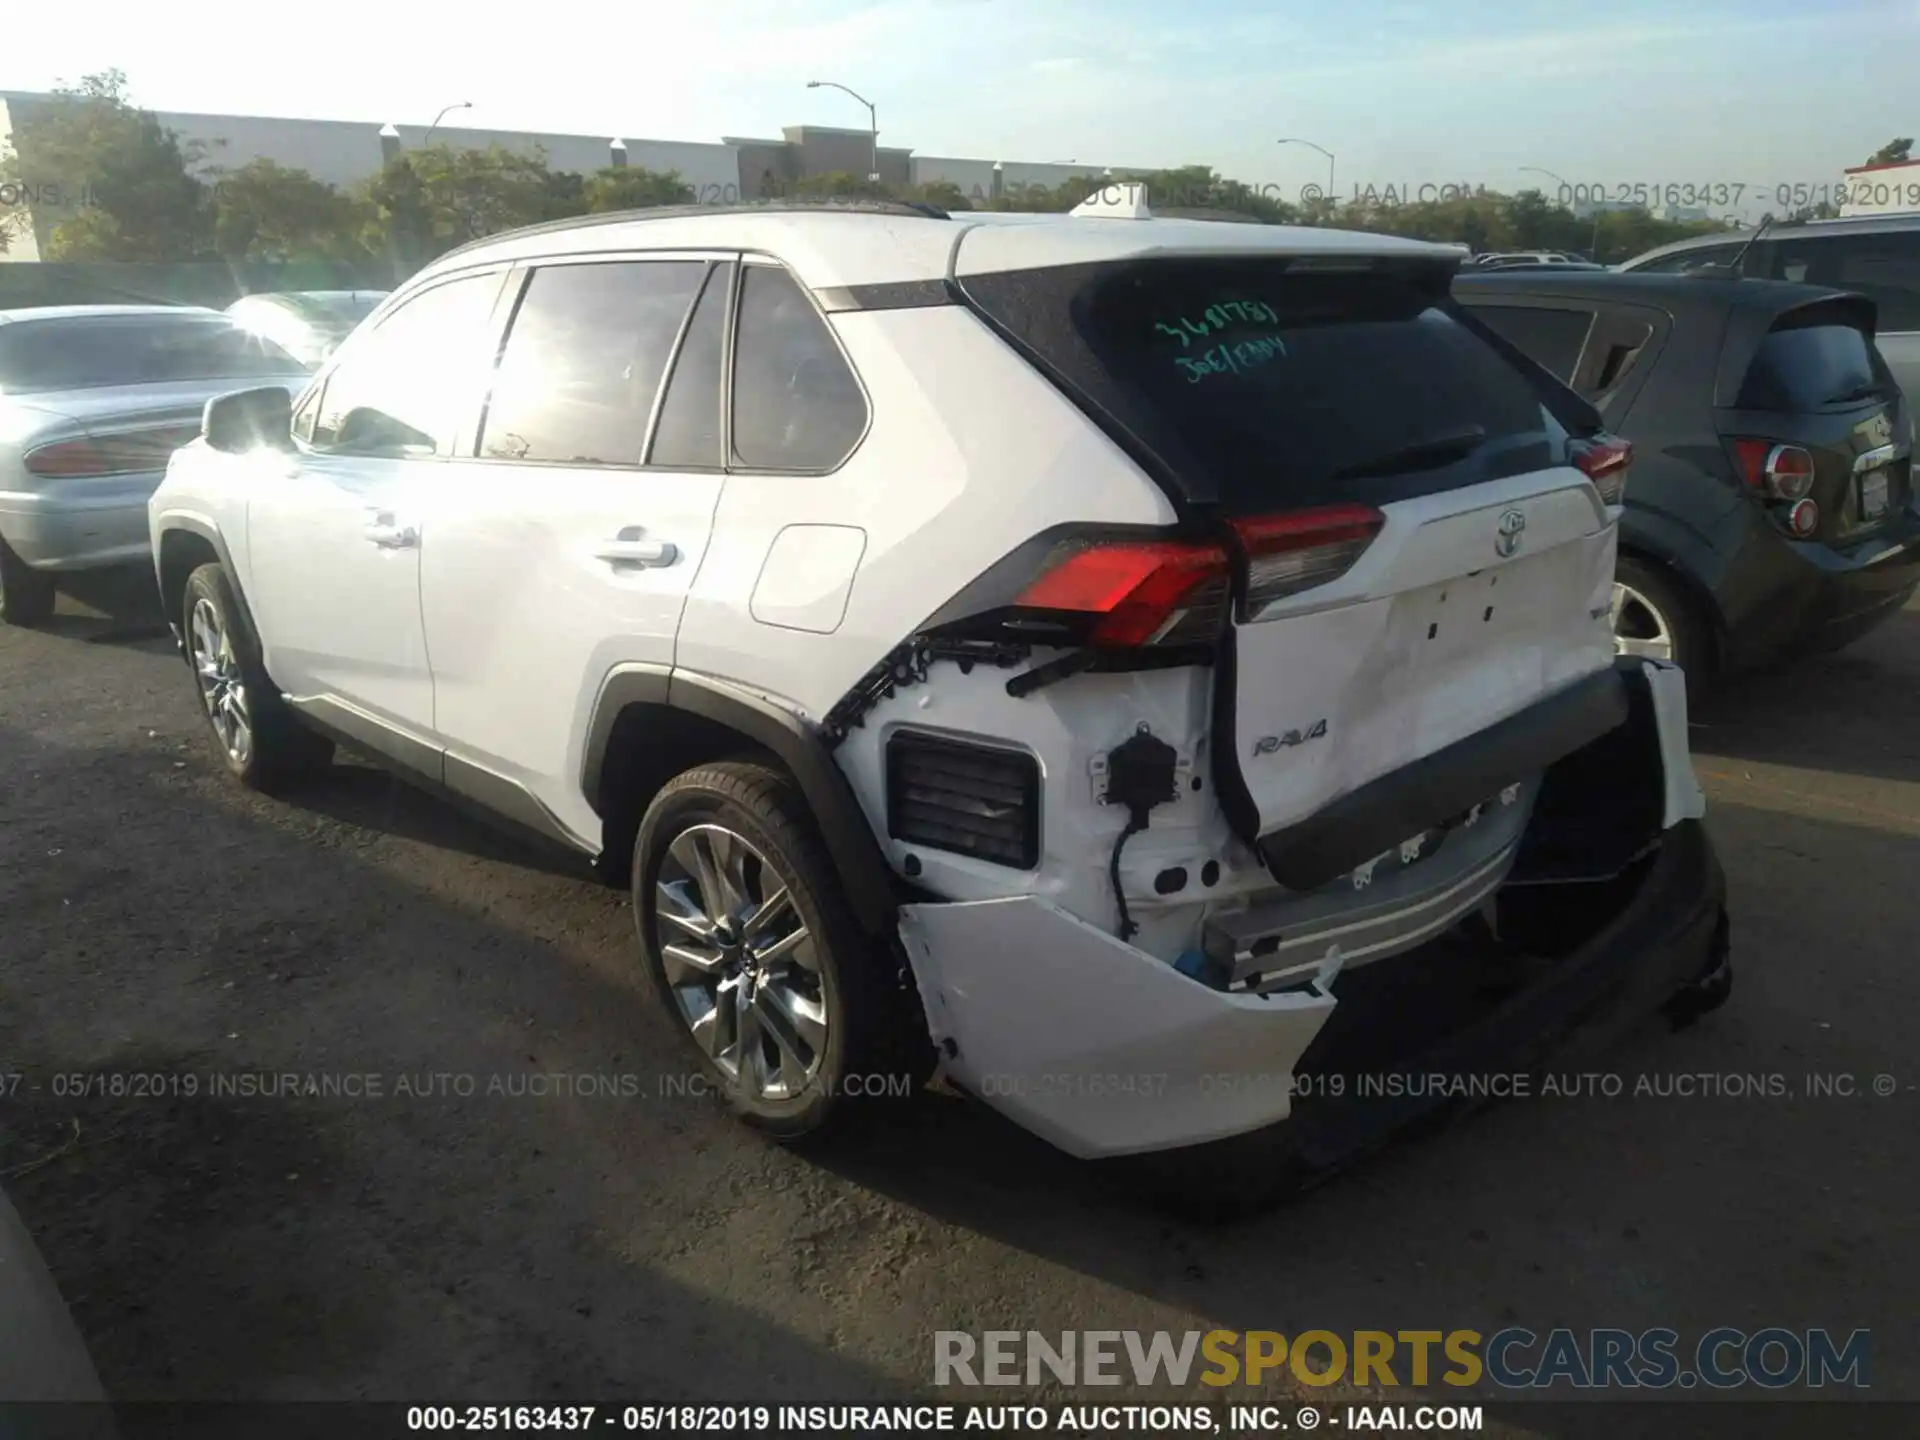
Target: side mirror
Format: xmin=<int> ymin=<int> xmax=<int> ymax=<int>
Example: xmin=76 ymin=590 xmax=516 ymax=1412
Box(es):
xmin=203 ymin=386 xmax=294 ymax=454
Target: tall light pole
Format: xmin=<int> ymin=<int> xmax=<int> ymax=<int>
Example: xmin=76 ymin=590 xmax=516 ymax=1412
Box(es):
xmin=1520 ymin=164 xmax=1600 ymax=258
xmin=807 ymin=80 xmax=879 ymax=184
xmin=422 ymin=101 xmax=472 ymax=147
xmin=1277 ymin=137 xmax=1335 ymax=208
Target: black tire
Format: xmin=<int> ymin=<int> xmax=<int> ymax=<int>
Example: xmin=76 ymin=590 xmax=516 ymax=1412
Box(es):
xmin=181 ymin=562 xmax=334 ymax=791
xmin=1613 ymin=554 xmax=1711 ymax=699
xmin=632 ymin=760 xmax=930 ymax=1141
xmin=0 ymin=535 xmax=57 ymax=628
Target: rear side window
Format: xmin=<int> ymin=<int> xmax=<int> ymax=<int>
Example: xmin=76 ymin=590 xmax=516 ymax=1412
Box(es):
xmin=1736 ymin=322 xmax=1892 ymax=412
xmin=479 ymin=260 xmax=707 ymax=465
xmin=1766 ymin=231 xmax=1920 ymax=332
xmin=0 ymin=315 xmax=300 ymax=393
xmin=730 ymin=265 xmax=867 ymax=470
xmin=1466 ymin=304 xmax=1594 ymax=383
xmin=1073 ymin=261 xmax=1556 ymax=510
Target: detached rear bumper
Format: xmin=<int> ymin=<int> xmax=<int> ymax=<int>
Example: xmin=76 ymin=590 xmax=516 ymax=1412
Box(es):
xmin=896 ymin=659 xmax=1726 ymax=1162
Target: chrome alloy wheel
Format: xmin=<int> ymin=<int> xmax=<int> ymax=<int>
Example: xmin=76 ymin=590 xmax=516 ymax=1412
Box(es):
xmin=1610 ymin=581 xmax=1675 ymax=662
xmin=189 ymin=596 xmax=252 ymax=767
xmin=654 ymin=823 xmax=827 ymax=1101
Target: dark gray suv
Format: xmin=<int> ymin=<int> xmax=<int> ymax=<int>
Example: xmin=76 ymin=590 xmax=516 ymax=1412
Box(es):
xmin=1621 ymin=215 xmax=1920 ymax=402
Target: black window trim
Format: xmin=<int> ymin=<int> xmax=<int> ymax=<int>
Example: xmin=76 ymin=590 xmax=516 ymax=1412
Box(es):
xmin=294 ymin=262 xmax=517 ymax=463
xmin=464 ymin=252 xmax=724 ymax=471
xmin=1458 ymin=296 xmax=1598 ymax=387
xmin=643 ymin=255 xmax=736 ymax=475
xmin=723 ymin=253 xmax=874 ymax=478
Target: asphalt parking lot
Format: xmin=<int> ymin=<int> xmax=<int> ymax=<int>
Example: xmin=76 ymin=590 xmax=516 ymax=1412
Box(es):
xmin=2 ymin=570 xmax=1915 ymax=1430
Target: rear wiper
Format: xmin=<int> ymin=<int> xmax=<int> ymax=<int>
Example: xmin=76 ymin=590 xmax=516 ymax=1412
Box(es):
xmin=1332 ymin=425 xmax=1489 ymax=480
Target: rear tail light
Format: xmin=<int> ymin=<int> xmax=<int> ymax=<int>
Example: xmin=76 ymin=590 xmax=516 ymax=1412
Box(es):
xmin=1572 ymin=435 xmax=1633 ymax=505
xmin=1014 ymin=539 xmax=1230 ymax=647
xmin=1730 ymin=439 xmax=1816 ymax=500
xmin=1787 ymin=498 xmax=1820 ymax=537
xmin=1233 ymin=504 xmax=1385 ymax=620
xmin=23 ymin=426 xmax=201 ymax=479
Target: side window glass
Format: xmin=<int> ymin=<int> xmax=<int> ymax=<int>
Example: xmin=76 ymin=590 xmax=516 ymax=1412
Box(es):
xmin=1639 ymin=245 xmax=1735 ymax=274
xmin=291 ymin=381 xmax=323 ymax=444
xmin=1464 ymin=304 xmax=1593 ymax=383
xmin=648 ymin=262 xmax=731 ymax=469
xmin=478 ymin=260 xmax=707 ymax=465
xmin=730 ymin=264 xmax=867 ymax=470
xmin=310 ymin=273 xmax=501 ymax=456
xmin=1831 ymin=234 xmax=1920 ymax=332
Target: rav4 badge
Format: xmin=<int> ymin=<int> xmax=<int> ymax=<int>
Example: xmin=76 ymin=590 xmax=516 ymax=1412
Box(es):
xmin=1253 ymin=718 xmax=1327 ymax=756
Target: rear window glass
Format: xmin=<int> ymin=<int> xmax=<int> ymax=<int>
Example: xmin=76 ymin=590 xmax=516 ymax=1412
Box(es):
xmin=0 ymin=315 xmax=302 ymax=394
xmin=1073 ymin=261 xmax=1558 ymax=509
xmin=1736 ymin=322 xmax=1891 ymax=411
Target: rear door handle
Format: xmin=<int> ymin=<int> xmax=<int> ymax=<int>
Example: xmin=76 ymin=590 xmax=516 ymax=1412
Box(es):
xmin=596 ymin=537 xmax=678 ymax=568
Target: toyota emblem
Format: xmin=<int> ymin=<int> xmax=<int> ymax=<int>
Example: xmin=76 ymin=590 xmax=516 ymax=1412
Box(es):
xmin=1495 ymin=508 xmax=1526 ymax=558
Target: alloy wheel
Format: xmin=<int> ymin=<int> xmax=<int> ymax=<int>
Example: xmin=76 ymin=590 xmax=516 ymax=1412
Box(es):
xmin=1610 ymin=581 xmax=1675 ymax=662
xmin=654 ymin=823 xmax=827 ymax=1101
xmin=189 ymin=596 xmax=253 ymax=767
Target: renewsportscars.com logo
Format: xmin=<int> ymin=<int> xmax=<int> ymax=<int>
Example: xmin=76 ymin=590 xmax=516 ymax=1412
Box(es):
xmin=934 ymin=1328 xmax=1872 ymax=1390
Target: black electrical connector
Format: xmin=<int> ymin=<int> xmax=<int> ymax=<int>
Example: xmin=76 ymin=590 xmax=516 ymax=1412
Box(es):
xmin=1102 ymin=727 xmax=1179 ymax=942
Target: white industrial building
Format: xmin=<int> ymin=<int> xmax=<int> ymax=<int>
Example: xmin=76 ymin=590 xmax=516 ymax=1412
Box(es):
xmin=0 ymin=91 xmax=1138 ymax=260
xmin=1839 ymin=158 xmax=1920 ymax=218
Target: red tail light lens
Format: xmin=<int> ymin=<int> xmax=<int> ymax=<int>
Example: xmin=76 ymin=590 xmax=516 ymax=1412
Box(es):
xmin=1234 ymin=504 xmax=1385 ymax=620
xmin=1015 ymin=539 xmax=1229 ymax=647
xmin=23 ymin=426 xmax=200 ymax=479
xmin=1730 ymin=439 xmax=1816 ymax=500
xmin=1572 ymin=435 xmax=1633 ymax=505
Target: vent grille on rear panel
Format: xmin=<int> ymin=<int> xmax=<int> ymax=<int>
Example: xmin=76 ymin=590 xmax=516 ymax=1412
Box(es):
xmin=886 ymin=730 xmax=1041 ymax=870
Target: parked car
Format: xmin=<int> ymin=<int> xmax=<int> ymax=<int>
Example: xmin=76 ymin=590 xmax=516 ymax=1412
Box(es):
xmin=1456 ymin=269 xmax=1919 ymax=689
xmin=1619 ymin=214 xmax=1920 ymax=401
xmin=0 ymin=305 xmax=310 ymax=626
xmin=225 ymin=290 xmax=389 ymax=369
xmin=1468 ymin=251 xmax=1596 ymax=270
xmin=149 ymin=199 xmax=1729 ymax=1201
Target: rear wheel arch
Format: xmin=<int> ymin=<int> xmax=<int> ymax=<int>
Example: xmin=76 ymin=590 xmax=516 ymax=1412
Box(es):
xmin=583 ymin=670 xmax=899 ymax=935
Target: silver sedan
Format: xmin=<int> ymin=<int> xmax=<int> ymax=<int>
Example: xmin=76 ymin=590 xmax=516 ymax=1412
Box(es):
xmin=0 ymin=305 xmax=309 ymax=626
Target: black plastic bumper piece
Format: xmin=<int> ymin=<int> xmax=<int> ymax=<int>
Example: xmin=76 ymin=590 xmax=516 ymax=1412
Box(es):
xmin=1257 ymin=667 xmax=1630 ymax=892
xmin=1129 ymin=818 xmax=1727 ymax=1209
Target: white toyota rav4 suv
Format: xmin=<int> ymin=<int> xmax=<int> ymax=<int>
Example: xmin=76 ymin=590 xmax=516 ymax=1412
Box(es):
xmin=149 ymin=192 xmax=1731 ymax=1201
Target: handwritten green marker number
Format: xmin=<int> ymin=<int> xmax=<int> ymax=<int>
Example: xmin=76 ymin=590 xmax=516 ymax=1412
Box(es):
xmin=1153 ymin=301 xmax=1288 ymax=384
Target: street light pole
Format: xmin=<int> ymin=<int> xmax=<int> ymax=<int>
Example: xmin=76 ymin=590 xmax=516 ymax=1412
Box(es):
xmin=1277 ymin=137 xmax=1336 ymax=208
xmin=422 ymin=101 xmax=472 ymax=148
xmin=807 ymin=80 xmax=879 ymax=184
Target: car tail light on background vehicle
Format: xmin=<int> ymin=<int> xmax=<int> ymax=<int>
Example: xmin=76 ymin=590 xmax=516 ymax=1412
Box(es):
xmin=1572 ymin=434 xmax=1633 ymax=505
xmin=23 ymin=426 xmax=202 ymax=479
xmin=1787 ymin=498 xmax=1821 ymax=537
xmin=1730 ymin=439 xmax=1816 ymax=501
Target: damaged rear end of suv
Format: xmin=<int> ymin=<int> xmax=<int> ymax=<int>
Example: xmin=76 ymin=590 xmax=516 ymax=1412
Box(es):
xmin=793 ymin=210 xmax=1729 ymax=1204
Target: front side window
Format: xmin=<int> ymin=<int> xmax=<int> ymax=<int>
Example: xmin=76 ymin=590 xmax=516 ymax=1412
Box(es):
xmin=729 ymin=265 xmax=867 ymax=470
xmin=308 ymin=272 xmax=503 ymax=456
xmin=478 ymin=260 xmax=707 ymax=465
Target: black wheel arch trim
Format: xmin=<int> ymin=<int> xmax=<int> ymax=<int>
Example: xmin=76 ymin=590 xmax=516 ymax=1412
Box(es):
xmin=583 ymin=669 xmax=899 ymax=936
xmin=154 ymin=515 xmax=260 ymax=647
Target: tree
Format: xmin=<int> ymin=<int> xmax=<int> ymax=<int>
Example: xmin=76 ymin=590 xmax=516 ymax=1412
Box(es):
xmin=1868 ymin=138 xmax=1913 ymax=166
xmin=0 ymin=69 xmax=213 ymax=260
xmin=355 ymin=143 xmax=561 ymax=264
xmin=211 ymin=158 xmax=361 ymax=260
xmin=582 ymin=166 xmax=695 ymax=212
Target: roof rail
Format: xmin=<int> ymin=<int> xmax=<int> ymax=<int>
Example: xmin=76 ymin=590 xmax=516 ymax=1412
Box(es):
xmin=432 ymin=197 xmax=954 ymax=265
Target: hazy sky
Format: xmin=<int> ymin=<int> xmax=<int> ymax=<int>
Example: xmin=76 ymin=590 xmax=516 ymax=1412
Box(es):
xmin=4 ymin=0 xmax=1914 ymax=208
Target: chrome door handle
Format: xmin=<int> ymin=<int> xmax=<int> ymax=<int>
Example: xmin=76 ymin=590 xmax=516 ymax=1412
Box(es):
xmin=596 ymin=537 xmax=678 ymax=568
xmin=365 ymin=520 xmax=419 ymax=549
